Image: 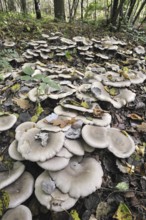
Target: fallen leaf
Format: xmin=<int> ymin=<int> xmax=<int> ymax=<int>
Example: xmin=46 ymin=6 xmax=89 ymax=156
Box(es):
xmin=93 ymin=107 xmax=108 ymax=118
xmin=115 ymin=182 xmax=129 ymax=191
xmin=128 ymin=113 xmax=143 ymax=121
xmin=70 ymin=209 xmax=80 ymax=220
xmin=0 ymin=190 xmax=10 ymax=217
xmin=13 ymin=97 xmax=31 ymax=110
xmin=113 ymin=203 xmax=132 ymax=220
xmin=50 ymin=117 xmax=77 ymax=128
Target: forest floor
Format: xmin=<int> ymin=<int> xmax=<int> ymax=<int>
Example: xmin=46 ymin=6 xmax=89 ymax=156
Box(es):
xmin=0 ymin=16 xmax=146 ymax=220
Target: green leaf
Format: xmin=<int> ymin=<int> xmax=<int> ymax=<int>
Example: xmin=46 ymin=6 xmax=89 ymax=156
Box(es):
xmin=0 ymin=190 xmax=10 ymax=217
xmin=38 ymin=83 xmax=47 ymax=95
xmin=0 ymin=74 xmax=4 ymax=81
xmin=22 ymin=66 xmax=34 ymax=75
xmin=31 ymin=103 xmax=44 ymax=122
xmin=42 ymin=77 xmax=60 ymax=90
xmin=115 ymin=182 xmax=129 ymax=191
xmin=33 ymin=74 xmax=44 ymax=80
xmin=21 ymin=75 xmax=31 ymax=81
xmin=113 ymin=203 xmax=132 ymax=220
xmin=10 ymin=83 xmax=21 ymax=92
xmin=70 ymin=210 xmax=81 ymax=220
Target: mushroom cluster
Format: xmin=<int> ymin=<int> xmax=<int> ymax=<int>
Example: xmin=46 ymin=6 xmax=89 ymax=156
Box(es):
xmin=7 ymin=108 xmax=136 ymax=212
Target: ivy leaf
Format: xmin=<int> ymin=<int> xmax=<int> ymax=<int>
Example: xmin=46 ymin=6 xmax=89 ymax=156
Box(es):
xmin=113 ymin=203 xmax=132 ymax=220
xmin=115 ymin=182 xmax=129 ymax=191
xmin=42 ymin=77 xmax=60 ymax=90
xmin=22 ymin=66 xmax=34 ymax=75
xmin=21 ymin=75 xmax=31 ymax=81
xmin=70 ymin=210 xmax=81 ymax=220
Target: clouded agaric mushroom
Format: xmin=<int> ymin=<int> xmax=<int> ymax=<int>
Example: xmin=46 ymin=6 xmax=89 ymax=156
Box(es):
xmin=15 ymin=121 xmax=36 ymax=141
xmin=2 ymin=205 xmax=32 ymax=220
xmin=8 ymin=140 xmax=24 ymax=161
xmin=107 ymin=128 xmax=135 ymax=158
xmin=4 ymin=171 xmax=34 ymax=208
xmin=0 ymin=161 xmax=25 ymax=190
xmin=49 ymin=157 xmax=103 ymax=198
xmin=35 ymin=171 xmax=78 ymax=212
xmin=82 ymin=125 xmax=108 ymax=148
xmin=17 ymin=127 xmax=65 ymax=162
xmin=0 ymin=114 xmax=17 ymax=131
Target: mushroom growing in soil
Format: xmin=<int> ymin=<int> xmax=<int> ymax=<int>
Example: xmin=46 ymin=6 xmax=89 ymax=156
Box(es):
xmin=17 ymin=127 xmax=65 ymax=162
xmin=35 ymin=171 xmax=78 ymax=212
xmin=49 ymin=157 xmax=103 ymax=198
xmin=3 ymin=171 xmax=34 ymax=208
xmin=0 ymin=114 xmax=17 ymax=131
xmin=2 ymin=205 xmax=32 ymax=220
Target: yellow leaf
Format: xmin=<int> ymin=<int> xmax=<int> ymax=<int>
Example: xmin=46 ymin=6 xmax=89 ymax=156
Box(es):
xmin=10 ymin=83 xmax=20 ymax=92
xmin=31 ymin=103 xmax=44 ymax=122
xmin=81 ymin=101 xmax=90 ymax=109
xmin=128 ymin=113 xmax=143 ymax=121
xmin=113 ymin=203 xmax=132 ymax=220
xmin=70 ymin=210 xmax=81 ymax=220
xmin=13 ymin=98 xmax=31 ymax=110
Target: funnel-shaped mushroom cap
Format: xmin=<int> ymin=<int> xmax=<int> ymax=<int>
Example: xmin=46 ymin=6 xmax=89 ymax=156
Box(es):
xmin=8 ymin=140 xmax=24 ymax=161
xmin=37 ymin=156 xmax=70 ymax=171
xmin=35 ymin=171 xmax=78 ymax=212
xmin=4 ymin=171 xmax=34 ymax=208
xmin=0 ymin=162 xmax=25 ymax=190
xmin=82 ymin=125 xmax=108 ymax=148
xmin=107 ymin=128 xmax=135 ymax=158
xmin=1 ymin=205 xmax=32 ymax=220
xmin=49 ymin=157 xmax=103 ymax=198
xmin=17 ymin=128 xmax=65 ymax=162
xmin=15 ymin=122 xmax=36 ymax=141
xmin=64 ymin=139 xmax=85 ymax=156
xmin=0 ymin=114 xmax=17 ymax=131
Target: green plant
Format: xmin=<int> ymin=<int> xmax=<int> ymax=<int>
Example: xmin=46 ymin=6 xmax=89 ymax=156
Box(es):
xmin=21 ymin=66 xmax=61 ymax=94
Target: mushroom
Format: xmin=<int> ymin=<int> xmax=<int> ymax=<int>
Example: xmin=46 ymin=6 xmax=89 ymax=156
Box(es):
xmin=0 ymin=114 xmax=17 ymax=131
xmin=35 ymin=171 xmax=78 ymax=212
xmin=8 ymin=140 xmax=24 ymax=161
xmin=0 ymin=162 xmax=25 ymax=190
xmin=37 ymin=156 xmax=70 ymax=171
xmin=82 ymin=125 xmax=109 ymax=148
xmin=4 ymin=171 xmax=34 ymax=208
xmin=64 ymin=139 xmax=85 ymax=156
xmin=17 ymin=127 xmax=65 ymax=162
xmin=49 ymin=157 xmax=103 ymax=198
xmin=1 ymin=205 xmax=32 ymax=220
xmin=15 ymin=121 xmax=36 ymax=141
xmin=107 ymin=128 xmax=135 ymax=158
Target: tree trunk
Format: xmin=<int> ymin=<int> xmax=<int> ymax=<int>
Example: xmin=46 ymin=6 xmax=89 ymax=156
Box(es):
xmin=110 ymin=0 xmax=119 ymax=25
xmin=0 ymin=0 xmax=3 ymax=11
xmin=127 ymin=0 xmax=136 ymax=20
xmin=81 ymin=0 xmax=84 ymax=20
xmin=34 ymin=0 xmax=41 ymax=19
xmin=132 ymin=0 xmax=146 ymax=25
xmin=7 ymin=0 xmax=16 ymax=11
xmin=20 ymin=0 xmax=27 ymax=14
xmin=54 ymin=0 xmax=65 ymax=21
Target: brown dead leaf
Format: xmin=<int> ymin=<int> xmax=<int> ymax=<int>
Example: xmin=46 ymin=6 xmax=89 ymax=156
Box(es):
xmin=137 ymin=122 xmax=146 ymax=132
xmin=93 ymin=107 xmax=108 ymax=118
xmin=45 ymin=117 xmax=77 ymax=128
xmin=128 ymin=113 xmax=143 ymax=121
xmin=13 ymin=97 xmax=31 ymax=110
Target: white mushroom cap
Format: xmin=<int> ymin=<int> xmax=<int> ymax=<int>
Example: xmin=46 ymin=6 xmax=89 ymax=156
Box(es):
xmin=56 ymin=147 xmax=73 ymax=158
xmin=1 ymin=205 xmax=32 ymax=220
xmin=35 ymin=171 xmax=78 ymax=211
xmin=49 ymin=157 xmax=103 ymax=198
xmin=17 ymin=128 xmax=65 ymax=162
xmin=0 ymin=162 xmax=25 ymax=190
xmin=15 ymin=122 xmax=36 ymax=141
xmin=4 ymin=171 xmax=34 ymax=208
xmin=28 ymin=88 xmax=47 ymax=102
xmin=134 ymin=45 xmax=145 ymax=54
xmin=54 ymin=105 xmax=77 ymax=117
xmin=0 ymin=114 xmax=17 ymax=131
xmin=8 ymin=140 xmax=24 ymax=161
xmin=37 ymin=156 xmax=70 ymax=171
xmin=48 ymin=86 xmax=76 ymax=100
xmin=82 ymin=125 xmax=108 ymax=148
xmin=64 ymin=139 xmax=85 ymax=156
xmin=107 ymin=128 xmax=136 ymax=158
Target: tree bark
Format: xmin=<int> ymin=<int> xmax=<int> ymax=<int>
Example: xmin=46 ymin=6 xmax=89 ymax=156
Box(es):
xmin=54 ymin=0 xmax=65 ymax=21
xmin=110 ymin=0 xmax=119 ymax=25
xmin=20 ymin=0 xmax=27 ymax=14
xmin=34 ymin=0 xmax=41 ymax=19
xmin=132 ymin=0 xmax=146 ymax=25
xmin=127 ymin=0 xmax=136 ymax=20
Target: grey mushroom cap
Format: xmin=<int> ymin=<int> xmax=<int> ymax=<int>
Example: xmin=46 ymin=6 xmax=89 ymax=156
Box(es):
xmin=64 ymin=139 xmax=85 ymax=156
xmin=35 ymin=171 xmax=78 ymax=212
xmin=49 ymin=157 xmax=103 ymax=198
xmin=0 ymin=162 xmax=25 ymax=190
xmin=1 ymin=205 xmax=32 ymax=220
xmin=17 ymin=127 xmax=65 ymax=162
xmin=15 ymin=121 xmax=36 ymax=141
xmin=54 ymin=105 xmax=77 ymax=117
xmin=4 ymin=171 xmax=34 ymax=208
xmin=107 ymin=128 xmax=136 ymax=158
xmin=8 ymin=140 xmax=24 ymax=161
xmin=82 ymin=125 xmax=109 ymax=148
xmin=0 ymin=114 xmax=17 ymax=131
xmin=37 ymin=156 xmax=70 ymax=171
